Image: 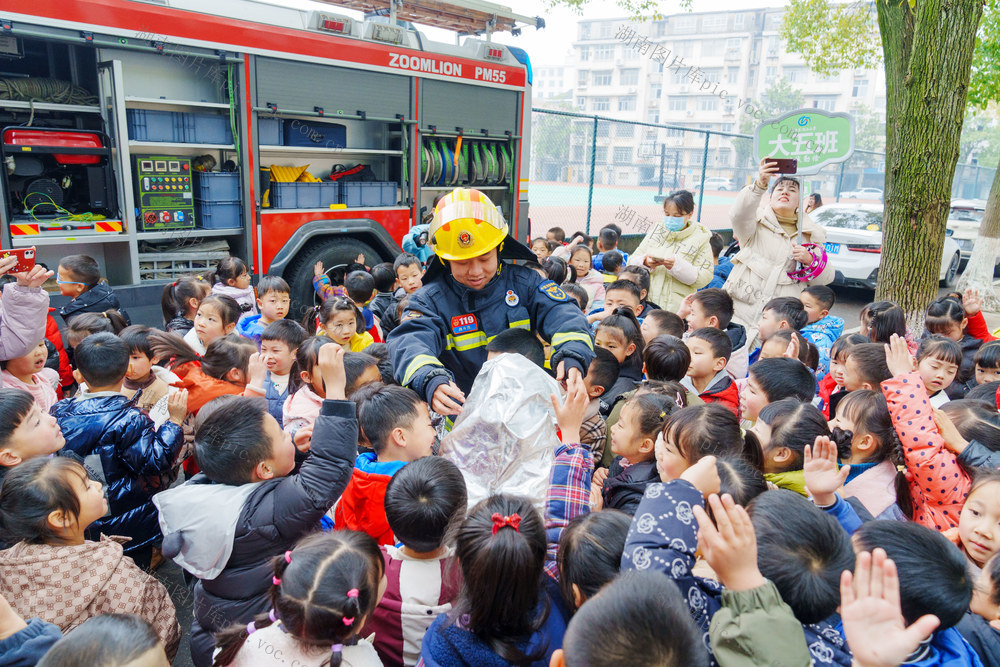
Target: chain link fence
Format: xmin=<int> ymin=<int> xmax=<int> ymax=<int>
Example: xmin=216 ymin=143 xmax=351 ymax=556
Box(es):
xmin=529 ymin=107 xmax=996 ymax=243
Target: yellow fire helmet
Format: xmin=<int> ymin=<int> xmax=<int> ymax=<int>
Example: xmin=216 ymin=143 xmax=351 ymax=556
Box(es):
xmin=430 ymin=188 xmax=508 ymax=261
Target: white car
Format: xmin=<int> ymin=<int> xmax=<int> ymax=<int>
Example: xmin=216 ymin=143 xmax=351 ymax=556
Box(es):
xmin=693 ymin=177 xmax=734 ymax=191
xmin=811 ymin=204 xmax=962 ymax=290
xmin=945 ymin=199 xmax=988 ymax=267
xmin=840 ymin=187 xmax=884 ymax=200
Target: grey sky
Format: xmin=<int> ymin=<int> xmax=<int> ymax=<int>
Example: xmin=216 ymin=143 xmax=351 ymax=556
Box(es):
xmin=271 ymin=0 xmax=790 ymax=69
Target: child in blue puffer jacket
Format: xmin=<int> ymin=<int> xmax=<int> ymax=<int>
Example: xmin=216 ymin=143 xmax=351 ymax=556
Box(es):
xmin=51 ymin=333 xmax=187 ymax=569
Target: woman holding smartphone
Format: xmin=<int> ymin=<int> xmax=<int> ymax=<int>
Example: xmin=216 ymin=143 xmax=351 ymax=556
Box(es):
xmin=723 ymin=157 xmax=834 ymax=345
xmin=627 ymin=189 xmax=714 ymax=312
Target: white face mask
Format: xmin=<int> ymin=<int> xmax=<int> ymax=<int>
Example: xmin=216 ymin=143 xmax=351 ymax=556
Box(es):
xmin=663 ymin=216 xmax=686 ymax=232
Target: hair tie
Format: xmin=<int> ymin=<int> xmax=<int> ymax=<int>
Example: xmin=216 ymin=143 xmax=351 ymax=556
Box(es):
xmin=331 ymin=644 xmax=344 ymax=655
xmin=342 ymin=616 xmax=355 ymax=626
xmin=172 ymin=281 xmax=177 ymax=287
xmin=102 ymin=312 xmax=108 ymax=319
xmin=491 ymin=512 xmax=522 ymax=535
xmin=268 ymin=609 xmax=277 ymax=623
xmin=659 ymin=411 xmax=666 ymax=419
xmin=346 ymin=589 xmax=359 ymax=598
xmin=272 ymin=576 xmax=281 ymax=586
xmin=284 ymin=550 xmax=292 ymax=564
xmin=246 ymin=621 xmax=257 ymax=635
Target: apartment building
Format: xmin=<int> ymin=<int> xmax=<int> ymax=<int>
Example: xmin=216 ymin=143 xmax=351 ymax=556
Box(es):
xmin=562 ymin=9 xmax=885 ymax=186
xmin=535 ymin=63 xmax=574 ymax=99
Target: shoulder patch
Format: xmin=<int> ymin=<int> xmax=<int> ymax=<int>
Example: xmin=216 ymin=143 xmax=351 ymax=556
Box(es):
xmin=539 ymin=280 xmax=568 ymax=302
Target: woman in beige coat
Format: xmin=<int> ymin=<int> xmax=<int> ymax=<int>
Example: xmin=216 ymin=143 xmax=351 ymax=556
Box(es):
xmin=724 ymin=158 xmax=834 ymax=345
xmin=628 ymin=190 xmax=714 ymax=312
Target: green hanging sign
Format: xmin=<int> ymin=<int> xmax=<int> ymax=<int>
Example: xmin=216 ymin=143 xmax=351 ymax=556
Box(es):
xmin=753 ymin=109 xmax=856 ymax=175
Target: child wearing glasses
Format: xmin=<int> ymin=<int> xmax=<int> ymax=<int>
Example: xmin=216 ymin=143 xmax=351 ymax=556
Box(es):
xmin=56 ymin=255 xmax=131 ymax=327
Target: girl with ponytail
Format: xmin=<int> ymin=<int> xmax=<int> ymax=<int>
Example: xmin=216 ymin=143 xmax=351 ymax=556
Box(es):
xmin=160 ymin=276 xmax=210 ymax=334
xmin=212 ymin=530 xmax=384 ymax=667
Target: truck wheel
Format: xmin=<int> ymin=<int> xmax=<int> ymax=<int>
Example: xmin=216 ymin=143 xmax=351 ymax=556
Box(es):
xmin=284 ymin=237 xmax=383 ymax=324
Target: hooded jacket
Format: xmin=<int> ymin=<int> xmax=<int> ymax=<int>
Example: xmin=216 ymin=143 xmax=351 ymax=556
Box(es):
xmin=802 ymin=314 xmax=845 ymax=380
xmin=0 ymin=282 xmax=49 ymax=362
xmin=154 ymin=398 xmax=357 ymax=667
xmin=683 ymin=369 xmax=739 ymax=416
xmin=0 ymin=617 xmax=62 ymax=666
xmin=945 ymin=334 xmax=983 ymax=399
xmin=50 ymin=391 xmax=184 ymax=556
xmin=57 ymin=282 xmax=131 ymax=327
xmin=723 ymin=182 xmax=834 ymax=343
xmin=389 ymin=260 xmax=594 ymax=404
xmin=0 ymin=536 xmax=181 ymax=660
xmin=629 ymin=221 xmax=715 ymax=312
xmin=333 ymin=452 xmax=408 ymax=545
xmin=211 ymin=283 xmax=257 ymax=317
xmin=44 ymin=308 xmax=73 ymax=389
xmin=958 ymin=612 xmax=1000 ymax=667
xmin=170 ymin=361 xmax=244 ymax=415
xmin=707 ymin=255 xmax=734 ymax=290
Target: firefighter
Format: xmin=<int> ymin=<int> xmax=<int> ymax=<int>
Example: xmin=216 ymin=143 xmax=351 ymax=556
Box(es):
xmin=387 ymin=188 xmax=595 ymax=416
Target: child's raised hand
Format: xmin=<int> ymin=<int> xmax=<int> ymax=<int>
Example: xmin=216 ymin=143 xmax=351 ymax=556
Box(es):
xmin=317 ymin=344 xmax=346 ymax=400
xmin=964 ymin=288 xmax=982 ymax=316
xmin=550 ymin=371 xmax=589 ymax=445
xmin=13 ymin=264 xmax=53 ymax=289
xmin=247 ymin=352 xmax=267 ymax=386
xmin=693 ymin=493 xmax=766 ymax=592
xmin=167 ymin=388 xmax=189 ymax=425
xmin=840 ymin=549 xmax=940 ymax=667
xmin=782 ymin=336 xmax=800 ymax=359
xmin=677 ymin=293 xmax=694 ymax=320
xmin=884 ymin=334 xmax=915 ymax=379
xmin=679 ymin=455 xmax=720 ymax=498
xmin=293 ymin=424 xmax=314 ymax=453
xmin=802 ymin=436 xmax=849 ymax=507
xmin=932 ymin=407 xmax=969 ymax=455
xmin=314 ymin=261 xmax=325 ymax=277
xmin=592 ymin=467 xmax=609 ymax=488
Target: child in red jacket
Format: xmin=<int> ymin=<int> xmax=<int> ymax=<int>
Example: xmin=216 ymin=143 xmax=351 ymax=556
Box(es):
xmin=681 ymin=327 xmax=738 ymax=416
xmin=333 ymin=383 xmax=437 ymax=545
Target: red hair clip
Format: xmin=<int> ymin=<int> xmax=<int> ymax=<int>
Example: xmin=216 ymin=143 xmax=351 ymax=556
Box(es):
xmin=491 ymin=512 xmax=522 ymax=535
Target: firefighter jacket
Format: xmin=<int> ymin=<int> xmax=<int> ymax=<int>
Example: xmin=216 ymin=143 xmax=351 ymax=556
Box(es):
xmin=387 ymin=262 xmax=595 ymax=404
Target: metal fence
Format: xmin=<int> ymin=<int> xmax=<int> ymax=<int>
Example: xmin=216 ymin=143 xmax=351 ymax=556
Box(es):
xmin=528 ymin=107 xmax=997 ymax=239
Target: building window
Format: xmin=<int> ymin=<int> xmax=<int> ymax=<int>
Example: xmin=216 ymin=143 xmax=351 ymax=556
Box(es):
xmin=649 ymin=84 xmax=662 ymax=101
xmin=594 ymin=147 xmax=607 ymax=164
xmin=571 ymin=145 xmax=583 ymax=161
xmin=703 ymin=68 xmax=723 ymax=84
xmin=733 ymin=13 xmax=744 ymax=29
xmin=596 ymin=123 xmax=610 ymax=137
xmin=595 ymin=44 xmax=614 ymax=60
xmin=619 ymin=96 xmax=636 ymax=111
xmin=765 ymin=66 xmax=777 ymax=83
xmin=673 ymin=16 xmax=697 ymax=34
xmin=647 ymin=109 xmax=660 ymax=123
xmin=697 ymin=97 xmax=718 ymax=111
xmin=593 ymin=71 xmax=612 ymax=86
xmin=767 ymin=36 xmax=779 ymax=57
xmin=852 ymin=77 xmax=869 ymax=98
xmin=813 ymin=96 xmax=837 ymax=111
xmin=672 ymin=70 xmax=688 ymax=85
xmin=578 ymin=70 xmax=588 ymax=87
xmin=616 ymin=123 xmax=635 ymax=137
xmin=600 ymin=22 xmax=613 ymax=38
xmin=576 ymin=96 xmax=586 ymax=110
xmin=656 ymin=21 xmax=668 ymax=36
xmin=727 ymin=67 xmax=739 ymax=84
xmin=621 ymin=69 xmax=640 ymax=86
xmin=818 ymin=72 xmax=840 ymax=84
xmin=667 ymin=128 xmax=684 ymax=138
xmin=717 ymin=148 xmax=731 ymax=165
xmin=593 ymin=97 xmax=610 ymax=111
xmin=613 ymin=147 xmax=632 ymax=164
xmin=669 ymin=97 xmax=687 ymax=111
xmin=702 ymin=15 xmax=728 ymax=32
xmin=673 ymin=41 xmax=695 ymax=58
xmin=579 ymin=46 xmax=590 ymax=61
xmin=784 ymin=67 xmax=806 ymax=83
xmin=722 ymin=123 xmax=734 ymax=132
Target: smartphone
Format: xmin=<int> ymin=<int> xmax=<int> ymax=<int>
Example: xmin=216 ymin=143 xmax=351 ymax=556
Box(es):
xmin=0 ymin=247 xmax=35 ymax=273
xmin=771 ymin=158 xmax=798 ymax=174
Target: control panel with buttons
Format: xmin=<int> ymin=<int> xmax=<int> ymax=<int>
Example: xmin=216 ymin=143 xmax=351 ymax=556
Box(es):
xmin=134 ymin=155 xmax=196 ymax=231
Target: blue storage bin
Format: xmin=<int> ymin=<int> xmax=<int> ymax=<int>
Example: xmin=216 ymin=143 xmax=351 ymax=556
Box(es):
xmin=340 ymin=181 xmax=397 ymax=207
xmin=283 ymin=120 xmax=346 ymax=148
xmin=193 ymin=172 xmax=241 ymax=201
xmin=126 ymin=109 xmax=182 ymax=142
xmin=195 ymin=199 xmax=243 ymax=229
xmin=179 ymin=113 xmax=234 ymax=145
xmin=259 ymin=117 xmax=283 ymax=146
xmin=270 ymin=182 xmax=339 ymax=209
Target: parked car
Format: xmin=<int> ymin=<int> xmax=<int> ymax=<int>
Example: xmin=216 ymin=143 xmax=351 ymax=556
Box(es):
xmin=945 ymin=199 xmax=988 ymax=269
xmin=811 ymin=204 xmax=962 ymax=290
xmin=692 ymin=177 xmax=735 ymax=191
xmin=840 ymin=187 xmax=884 ymax=200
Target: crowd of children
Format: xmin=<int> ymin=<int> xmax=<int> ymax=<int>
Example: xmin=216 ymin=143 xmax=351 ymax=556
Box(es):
xmin=2 ymin=217 xmax=1000 ymax=667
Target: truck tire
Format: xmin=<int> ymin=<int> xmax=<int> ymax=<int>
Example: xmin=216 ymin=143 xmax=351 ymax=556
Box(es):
xmin=283 ymin=237 xmax=383 ymax=324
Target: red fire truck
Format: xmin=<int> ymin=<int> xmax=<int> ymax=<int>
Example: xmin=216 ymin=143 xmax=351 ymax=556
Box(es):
xmin=0 ymin=0 xmax=537 ymax=309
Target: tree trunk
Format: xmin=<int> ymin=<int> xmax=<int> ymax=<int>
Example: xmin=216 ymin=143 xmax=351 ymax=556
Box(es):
xmin=873 ymin=0 xmax=984 ymax=333
xmin=956 ymin=162 xmax=1000 ymax=310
